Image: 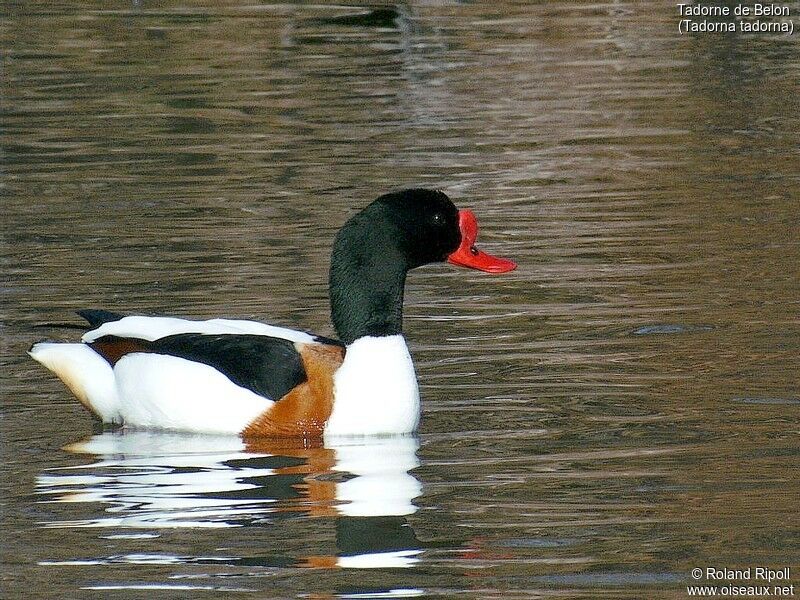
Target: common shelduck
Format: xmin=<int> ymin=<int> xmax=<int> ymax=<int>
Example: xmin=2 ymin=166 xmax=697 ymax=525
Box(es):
xmin=29 ymin=189 xmax=516 ymax=438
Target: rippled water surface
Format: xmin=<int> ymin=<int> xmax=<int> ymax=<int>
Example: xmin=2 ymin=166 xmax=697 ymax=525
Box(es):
xmin=3 ymin=1 xmax=799 ymax=598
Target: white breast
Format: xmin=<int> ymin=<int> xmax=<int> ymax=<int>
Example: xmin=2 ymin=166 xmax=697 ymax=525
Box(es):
xmin=325 ymin=335 xmax=420 ymax=437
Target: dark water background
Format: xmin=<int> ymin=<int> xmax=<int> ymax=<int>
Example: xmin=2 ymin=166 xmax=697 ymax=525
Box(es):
xmin=2 ymin=2 xmax=799 ymax=598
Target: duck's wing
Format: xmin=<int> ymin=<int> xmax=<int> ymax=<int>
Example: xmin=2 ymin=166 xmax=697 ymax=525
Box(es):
xmin=90 ymin=333 xmax=308 ymax=402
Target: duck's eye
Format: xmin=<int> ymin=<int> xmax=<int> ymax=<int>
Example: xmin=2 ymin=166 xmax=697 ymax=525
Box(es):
xmin=432 ymin=213 xmax=444 ymax=225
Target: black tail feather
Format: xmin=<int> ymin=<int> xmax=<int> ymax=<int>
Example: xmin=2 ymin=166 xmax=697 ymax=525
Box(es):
xmin=77 ymin=309 xmax=125 ymax=328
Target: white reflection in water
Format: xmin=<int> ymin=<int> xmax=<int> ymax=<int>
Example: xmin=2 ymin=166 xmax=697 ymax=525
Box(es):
xmin=333 ymin=435 xmax=421 ymax=517
xmin=36 ymin=430 xmax=423 ymax=568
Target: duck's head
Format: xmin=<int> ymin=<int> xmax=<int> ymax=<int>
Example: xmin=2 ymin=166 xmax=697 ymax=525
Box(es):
xmin=334 ymin=188 xmax=516 ymax=273
xmin=330 ymin=188 xmax=516 ymax=344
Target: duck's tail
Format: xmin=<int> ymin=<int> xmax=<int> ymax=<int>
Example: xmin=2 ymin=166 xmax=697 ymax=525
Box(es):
xmin=28 ymin=342 xmax=121 ymax=423
xmin=76 ymin=309 xmax=124 ymax=328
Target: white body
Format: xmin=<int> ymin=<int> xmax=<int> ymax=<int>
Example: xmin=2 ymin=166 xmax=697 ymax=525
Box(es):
xmin=112 ymin=353 xmax=272 ymax=433
xmin=30 ymin=316 xmax=421 ymax=436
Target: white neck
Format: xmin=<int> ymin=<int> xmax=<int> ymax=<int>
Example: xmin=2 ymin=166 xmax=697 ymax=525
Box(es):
xmin=325 ymin=335 xmax=420 ymax=437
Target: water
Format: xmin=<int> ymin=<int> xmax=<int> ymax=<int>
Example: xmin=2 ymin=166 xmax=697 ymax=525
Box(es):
xmin=2 ymin=1 xmax=799 ymax=598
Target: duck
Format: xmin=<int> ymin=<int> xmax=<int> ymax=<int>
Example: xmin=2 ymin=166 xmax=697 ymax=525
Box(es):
xmin=29 ymin=189 xmax=516 ymax=438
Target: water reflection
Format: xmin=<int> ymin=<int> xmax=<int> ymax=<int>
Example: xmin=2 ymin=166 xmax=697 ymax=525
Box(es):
xmin=36 ymin=431 xmax=423 ymax=569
